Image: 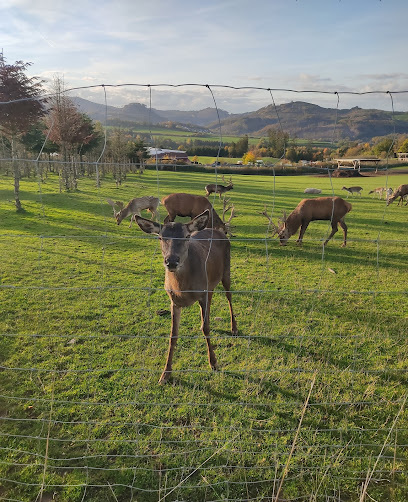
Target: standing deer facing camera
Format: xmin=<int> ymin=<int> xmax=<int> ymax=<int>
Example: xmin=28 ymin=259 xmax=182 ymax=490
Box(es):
xmin=135 ymin=209 xmax=238 ymax=384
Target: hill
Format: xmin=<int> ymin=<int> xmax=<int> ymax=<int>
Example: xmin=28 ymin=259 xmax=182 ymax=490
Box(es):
xmin=72 ymin=97 xmax=230 ymax=128
xmin=72 ymin=97 xmax=408 ymax=141
xmin=208 ymin=101 xmax=408 ymax=141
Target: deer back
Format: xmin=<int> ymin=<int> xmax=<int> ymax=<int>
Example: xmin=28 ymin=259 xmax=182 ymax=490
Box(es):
xmin=162 ymin=193 xmax=225 ymax=231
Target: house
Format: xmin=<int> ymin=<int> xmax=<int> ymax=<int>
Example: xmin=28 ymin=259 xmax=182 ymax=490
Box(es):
xmin=148 ymin=148 xmax=189 ymax=162
xmin=397 ymin=152 xmax=408 ymax=162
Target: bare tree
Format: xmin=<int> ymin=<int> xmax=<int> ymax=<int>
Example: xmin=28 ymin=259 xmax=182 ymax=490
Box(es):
xmin=45 ymin=76 xmax=94 ymax=191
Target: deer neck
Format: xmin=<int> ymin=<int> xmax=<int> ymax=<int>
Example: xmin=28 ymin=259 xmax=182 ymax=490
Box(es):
xmin=286 ymin=211 xmax=301 ymax=234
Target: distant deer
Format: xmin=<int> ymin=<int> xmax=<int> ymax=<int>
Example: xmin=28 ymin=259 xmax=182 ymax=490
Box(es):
xmin=135 ymin=209 xmax=238 ymax=384
xmin=369 ymin=187 xmax=385 ymax=199
xmin=387 ymin=184 xmax=408 ymax=206
xmin=303 ymin=188 xmax=322 ymax=194
xmin=262 ymin=196 xmax=352 ymax=247
xmin=109 ymin=196 xmax=160 ymax=227
xmin=162 ymin=193 xmax=236 ymax=237
xmin=205 ymin=175 xmax=233 ymax=198
xmin=341 ymin=186 xmax=363 ymax=197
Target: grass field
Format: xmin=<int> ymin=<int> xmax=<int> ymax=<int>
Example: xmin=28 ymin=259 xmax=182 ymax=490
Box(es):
xmin=1 ymin=167 xmax=408 ymax=502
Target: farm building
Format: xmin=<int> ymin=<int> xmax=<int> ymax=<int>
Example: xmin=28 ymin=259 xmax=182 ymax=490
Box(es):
xmin=148 ymin=148 xmax=189 ymax=161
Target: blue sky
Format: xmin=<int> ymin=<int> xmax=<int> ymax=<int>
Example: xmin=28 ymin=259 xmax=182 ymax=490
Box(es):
xmin=1 ymin=0 xmax=407 ymax=112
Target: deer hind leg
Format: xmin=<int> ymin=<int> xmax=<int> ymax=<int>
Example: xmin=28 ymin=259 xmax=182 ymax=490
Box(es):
xmin=324 ymin=222 xmax=339 ymax=246
xmin=199 ymin=293 xmax=217 ymax=371
xmin=296 ymin=221 xmax=310 ymax=245
xmin=222 ymin=263 xmax=238 ymax=335
xmin=159 ymin=303 xmax=181 ymax=384
xmin=338 ymin=220 xmax=348 ymax=246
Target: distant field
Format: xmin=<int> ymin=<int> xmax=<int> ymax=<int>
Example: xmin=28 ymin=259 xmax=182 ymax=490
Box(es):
xmin=1 ymin=169 xmax=407 ymax=502
xmin=113 ymin=124 xmax=335 ymax=148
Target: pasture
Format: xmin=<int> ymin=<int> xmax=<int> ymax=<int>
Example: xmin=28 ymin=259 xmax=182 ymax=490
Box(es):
xmin=1 ymin=168 xmax=408 ymax=502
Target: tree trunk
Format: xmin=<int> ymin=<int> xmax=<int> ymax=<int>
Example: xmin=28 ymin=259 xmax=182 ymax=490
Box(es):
xmin=11 ymin=138 xmax=22 ymax=211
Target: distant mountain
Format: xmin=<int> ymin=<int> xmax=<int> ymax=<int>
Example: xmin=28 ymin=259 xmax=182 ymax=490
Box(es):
xmin=72 ymin=97 xmax=408 ymax=141
xmin=207 ymin=101 xmax=408 ymax=141
xmin=72 ymin=97 xmax=229 ymax=128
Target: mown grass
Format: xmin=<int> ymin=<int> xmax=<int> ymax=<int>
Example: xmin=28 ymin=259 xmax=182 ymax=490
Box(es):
xmin=0 ymin=168 xmax=408 ymax=502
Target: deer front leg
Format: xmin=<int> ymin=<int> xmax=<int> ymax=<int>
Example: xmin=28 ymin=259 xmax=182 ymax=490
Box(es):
xmin=159 ymin=303 xmax=181 ymax=384
xmin=199 ymin=293 xmax=217 ymax=371
xmin=296 ymin=221 xmax=310 ymax=244
xmin=323 ymin=223 xmax=338 ymax=246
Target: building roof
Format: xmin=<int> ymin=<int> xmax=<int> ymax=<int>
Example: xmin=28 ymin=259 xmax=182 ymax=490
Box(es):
xmin=148 ymin=148 xmax=187 ymax=157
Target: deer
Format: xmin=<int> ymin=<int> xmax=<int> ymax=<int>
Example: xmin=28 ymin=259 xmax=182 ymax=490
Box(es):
xmin=205 ymin=175 xmax=233 ymax=199
xmin=262 ymin=196 xmax=352 ymax=247
xmin=341 ymin=186 xmax=363 ymax=197
xmin=161 ymin=193 xmax=236 ymax=237
xmin=303 ymin=188 xmax=322 ymax=194
xmin=109 ymin=196 xmax=160 ymax=227
xmin=387 ymin=184 xmax=408 ymax=206
xmin=368 ymin=187 xmax=385 ymax=198
xmin=135 ymin=209 xmax=238 ymax=384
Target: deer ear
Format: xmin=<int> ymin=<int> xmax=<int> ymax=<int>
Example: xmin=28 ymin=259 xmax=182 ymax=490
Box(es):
xmin=135 ymin=216 xmax=161 ymax=235
xmin=186 ymin=210 xmax=209 ymax=234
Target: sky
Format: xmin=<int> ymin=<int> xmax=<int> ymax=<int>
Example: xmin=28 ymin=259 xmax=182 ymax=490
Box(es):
xmin=1 ymin=0 xmax=408 ymax=113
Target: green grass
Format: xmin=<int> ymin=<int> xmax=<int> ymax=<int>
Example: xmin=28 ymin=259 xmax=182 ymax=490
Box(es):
xmin=1 ymin=169 xmax=408 ymax=501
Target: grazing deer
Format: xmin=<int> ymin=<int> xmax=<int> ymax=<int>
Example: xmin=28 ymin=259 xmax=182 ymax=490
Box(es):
xmin=135 ymin=210 xmax=238 ymax=384
xmin=111 ymin=196 xmax=160 ymax=227
xmin=162 ymin=193 xmax=236 ymax=236
xmin=387 ymin=184 xmax=408 ymax=206
xmin=205 ymin=176 xmax=233 ymax=198
xmin=262 ymin=196 xmax=352 ymax=247
xmin=341 ymin=186 xmax=363 ymax=197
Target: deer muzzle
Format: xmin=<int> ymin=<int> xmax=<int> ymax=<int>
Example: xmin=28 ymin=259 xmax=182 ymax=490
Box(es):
xmin=164 ymin=256 xmax=180 ymax=271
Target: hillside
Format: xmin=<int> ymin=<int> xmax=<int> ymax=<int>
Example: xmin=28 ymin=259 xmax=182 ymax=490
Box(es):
xmin=72 ymin=97 xmax=408 ymax=141
xmin=208 ymin=101 xmax=408 ymax=141
xmin=72 ymin=97 xmax=229 ymax=127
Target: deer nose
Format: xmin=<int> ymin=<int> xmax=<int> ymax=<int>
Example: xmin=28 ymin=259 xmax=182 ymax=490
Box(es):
xmin=164 ymin=256 xmax=180 ymax=270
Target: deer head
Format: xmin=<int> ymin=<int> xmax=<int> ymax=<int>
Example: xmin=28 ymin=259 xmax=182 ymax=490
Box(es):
xmin=222 ymin=198 xmax=237 ymax=237
xmin=136 ymin=210 xmax=210 ymax=271
xmin=261 ymin=207 xmax=289 ymax=244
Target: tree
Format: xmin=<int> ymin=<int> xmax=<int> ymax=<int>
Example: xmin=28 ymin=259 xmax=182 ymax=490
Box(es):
xmin=267 ymin=128 xmax=289 ymax=158
xmin=235 ymin=135 xmax=249 ymax=157
xmin=0 ymin=55 xmax=46 ymax=209
xmin=45 ymin=76 xmax=95 ymax=190
xmin=398 ymin=138 xmax=408 ymax=153
xmin=243 ymin=151 xmax=256 ymax=165
xmin=372 ymin=137 xmax=394 ymax=158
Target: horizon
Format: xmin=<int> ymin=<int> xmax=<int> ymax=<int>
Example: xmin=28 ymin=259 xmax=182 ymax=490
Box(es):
xmin=72 ymin=94 xmax=406 ymax=115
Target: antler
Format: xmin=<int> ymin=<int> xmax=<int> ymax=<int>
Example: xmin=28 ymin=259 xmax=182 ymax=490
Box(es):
xmin=261 ymin=206 xmax=279 ymax=235
xmin=222 ymin=198 xmax=237 ymax=237
xmin=107 ymin=198 xmax=124 ymax=216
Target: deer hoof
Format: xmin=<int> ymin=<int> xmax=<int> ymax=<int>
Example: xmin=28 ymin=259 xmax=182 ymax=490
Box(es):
xmin=158 ymin=371 xmax=171 ymax=384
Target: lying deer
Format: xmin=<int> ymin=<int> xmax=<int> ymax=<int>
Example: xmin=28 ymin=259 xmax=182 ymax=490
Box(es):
xmin=303 ymin=188 xmax=322 ymax=194
xmin=262 ymin=196 xmax=352 ymax=247
xmin=205 ymin=176 xmax=233 ymax=198
xmin=135 ymin=209 xmax=238 ymax=384
xmin=387 ymin=184 xmax=408 ymax=206
xmin=162 ymin=193 xmax=236 ymax=237
xmin=109 ymin=196 xmax=160 ymax=227
xmin=341 ymin=186 xmax=363 ymax=197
